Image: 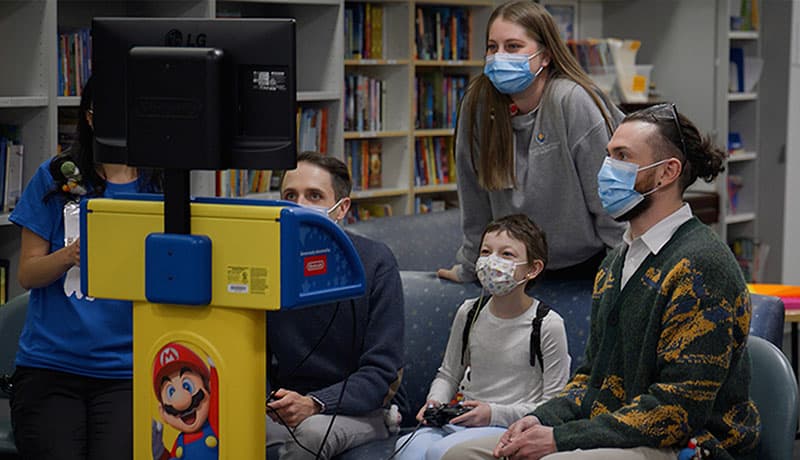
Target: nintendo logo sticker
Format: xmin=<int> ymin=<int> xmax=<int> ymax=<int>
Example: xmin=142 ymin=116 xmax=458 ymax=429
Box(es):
xmin=304 ymin=255 xmax=327 ymax=276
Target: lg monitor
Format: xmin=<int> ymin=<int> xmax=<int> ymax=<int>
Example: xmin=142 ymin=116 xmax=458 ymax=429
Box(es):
xmin=92 ymin=17 xmax=297 ymax=171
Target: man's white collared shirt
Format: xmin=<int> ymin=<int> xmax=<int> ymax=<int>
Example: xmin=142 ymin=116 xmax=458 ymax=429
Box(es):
xmin=620 ymin=203 xmax=694 ymax=289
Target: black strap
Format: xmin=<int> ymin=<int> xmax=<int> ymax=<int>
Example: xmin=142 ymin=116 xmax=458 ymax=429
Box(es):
xmin=530 ymin=303 xmax=551 ymax=370
xmin=461 ymin=297 xmax=552 ymax=371
xmin=460 ymin=295 xmax=492 ymax=365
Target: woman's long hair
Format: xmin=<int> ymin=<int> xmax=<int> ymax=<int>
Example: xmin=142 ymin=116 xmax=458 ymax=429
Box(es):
xmin=49 ymin=76 xmax=162 ymax=200
xmin=461 ymin=0 xmax=616 ymax=191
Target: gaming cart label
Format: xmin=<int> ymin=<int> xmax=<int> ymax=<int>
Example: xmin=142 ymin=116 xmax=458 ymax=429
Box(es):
xmin=225 ymin=266 xmax=268 ymax=295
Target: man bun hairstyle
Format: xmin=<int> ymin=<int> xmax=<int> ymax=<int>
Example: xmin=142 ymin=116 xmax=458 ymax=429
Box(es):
xmin=623 ymin=104 xmax=726 ymax=191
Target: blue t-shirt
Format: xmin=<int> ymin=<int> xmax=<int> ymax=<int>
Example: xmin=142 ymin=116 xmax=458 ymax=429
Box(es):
xmin=9 ymin=159 xmax=141 ymax=379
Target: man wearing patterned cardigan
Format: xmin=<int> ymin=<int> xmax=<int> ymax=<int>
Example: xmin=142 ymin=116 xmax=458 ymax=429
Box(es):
xmin=441 ymin=104 xmax=760 ymax=460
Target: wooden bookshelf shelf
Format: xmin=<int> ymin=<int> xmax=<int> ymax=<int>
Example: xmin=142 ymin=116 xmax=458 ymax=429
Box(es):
xmin=344 ymin=130 xmax=409 ymax=139
xmin=297 ymin=90 xmax=341 ymax=102
xmin=726 ymin=212 xmax=756 ymax=224
xmin=728 ymin=92 xmax=757 ymax=102
xmin=728 ymin=152 xmax=758 ymax=162
xmin=414 ymin=59 xmax=484 ymax=67
xmin=0 ymin=96 xmax=48 ymax=108
xmin=352 ymin=187 xmax=409 ymax=199
xmin=414 ymin=129 xmax=454 ymax=137
xmin=414 ymin=183 xmax=457 ymax=194
xmin=344 ymin=59 xmax=411 ymax=66
xmin=729 ymin=30 xmax=759 ymax=40
xmin=57 ymin=96 xmax=81 ymax=107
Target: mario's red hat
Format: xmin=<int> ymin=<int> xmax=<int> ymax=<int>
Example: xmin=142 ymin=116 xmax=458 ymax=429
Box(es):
xmin=153 ymin=342 xmax=210 ymax=398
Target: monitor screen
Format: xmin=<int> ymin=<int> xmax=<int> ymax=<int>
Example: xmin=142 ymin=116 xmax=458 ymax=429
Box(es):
xmin=92 ymin=17 xmax=297 ymax=171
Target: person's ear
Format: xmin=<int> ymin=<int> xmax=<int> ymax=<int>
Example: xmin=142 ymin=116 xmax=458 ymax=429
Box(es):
xmin=526 ymin=259 xmax=545 ymax=280
xmin=658 ymin=157 xmax=683 ymax=188
xmin=540 ymin=50 xmax=551 ymax=68
xmin=333 ymin=197 xmax=351 ymax=222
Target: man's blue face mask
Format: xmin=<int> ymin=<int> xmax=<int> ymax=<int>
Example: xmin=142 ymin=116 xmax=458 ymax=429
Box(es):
xmin=483 ymin=50 xmax=544 ymax=95
xmin=597 ymin=156 xmax=668 ymax=219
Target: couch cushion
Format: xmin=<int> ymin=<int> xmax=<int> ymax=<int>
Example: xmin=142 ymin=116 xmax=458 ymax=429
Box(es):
xmin=527 ymin=278 xmax=595 ymax=373
xmin=347 ymin=210 xmax=461 ymax=271
xmin=749 ymin=294 xmax=785 ymax=348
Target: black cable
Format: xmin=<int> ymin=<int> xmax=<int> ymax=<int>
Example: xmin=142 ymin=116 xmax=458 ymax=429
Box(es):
xmin=267 ymin=301 xmax=342 ymax=456
xmin=313 ymin=298 xmax=360 ymax=459
xmin=384 ymin=420 xmax=424 ymax=460
xmin=265 ymin=406 xmax=322 ymax=457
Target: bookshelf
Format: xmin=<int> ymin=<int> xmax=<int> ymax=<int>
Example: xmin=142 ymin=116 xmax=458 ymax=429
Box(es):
xmin=344 ymin=1 xmax=491 ymax=219
xmin=723 ymin=0 xmax=762 ymax=282
xmin=0 ymin=0 xmax=491 ymax=296
xmin=599 ymin=0 xmax=770 ymax=281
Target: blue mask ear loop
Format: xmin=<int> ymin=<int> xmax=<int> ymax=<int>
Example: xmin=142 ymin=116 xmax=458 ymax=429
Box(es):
xmin=636 ymin=158 xmax=671 ymax=196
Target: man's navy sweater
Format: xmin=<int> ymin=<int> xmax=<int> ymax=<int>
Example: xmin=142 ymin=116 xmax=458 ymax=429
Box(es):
xmin=267 ymin=232 xmax=405 ymax=415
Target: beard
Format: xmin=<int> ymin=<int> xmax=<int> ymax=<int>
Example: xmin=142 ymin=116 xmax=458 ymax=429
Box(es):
xmin=614 ymin=171 xmax=659 ymax=222
xmin=614 ymin=193 xmax=653 ymax=222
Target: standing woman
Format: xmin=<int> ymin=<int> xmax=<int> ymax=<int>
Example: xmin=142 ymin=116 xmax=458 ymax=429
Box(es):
xmin=9 ymin=76 xmax=161 ymax=459
xmin=438 ymin=0 xmax=625 ymax=283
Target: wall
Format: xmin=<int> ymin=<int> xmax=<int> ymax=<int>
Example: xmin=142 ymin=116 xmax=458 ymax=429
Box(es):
xmin=759 ymin=0 xmax=791 ymax=282
xmin=785 ymin=0 xmax=800 ymax=284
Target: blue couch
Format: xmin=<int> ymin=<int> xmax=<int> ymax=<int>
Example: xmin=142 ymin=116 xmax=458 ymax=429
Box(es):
xmin=333 ymin=210 xmax=789 ymax=460
xmin=328 ymin=270 xmax=788 ymax=460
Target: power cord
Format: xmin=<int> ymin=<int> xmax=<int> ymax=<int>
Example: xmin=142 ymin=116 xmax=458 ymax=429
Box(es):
xmin=268 ymin=297 xmax=364 ymax=459
xmin=384 ymin=420 xmax=424 ymax=460
xmin=266 ymin=301 xmax=342 ymax=456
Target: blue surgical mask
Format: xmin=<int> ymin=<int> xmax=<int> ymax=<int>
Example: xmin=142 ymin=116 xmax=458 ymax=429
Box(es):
xmin=484 ymin=51 xmax=544 ymax=95
xmin=597 ymin=157 xmax=668 ymax=219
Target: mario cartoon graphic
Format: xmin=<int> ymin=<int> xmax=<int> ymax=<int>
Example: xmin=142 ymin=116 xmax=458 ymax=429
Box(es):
xmin=151 ymin=342 xmax=219 ymax=460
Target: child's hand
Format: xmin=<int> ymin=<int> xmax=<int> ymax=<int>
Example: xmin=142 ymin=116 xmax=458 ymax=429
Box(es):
xmin=449 ymin=400 xmax=491 ymax=427
xmin=416 ymin=399 xmax=442 ymax=423
xmin=63 ymin=238 xmax=81 ymax=267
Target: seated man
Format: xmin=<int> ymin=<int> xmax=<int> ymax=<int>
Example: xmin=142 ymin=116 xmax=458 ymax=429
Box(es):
xmin=266 ymin=152 xmax=405 ymax=459
xmin=442 ymin=104 xmax=760 ymax=460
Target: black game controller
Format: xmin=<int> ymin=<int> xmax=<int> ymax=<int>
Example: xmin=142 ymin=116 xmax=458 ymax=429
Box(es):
xmin=423 ymin=403 xmax=473 ymax=427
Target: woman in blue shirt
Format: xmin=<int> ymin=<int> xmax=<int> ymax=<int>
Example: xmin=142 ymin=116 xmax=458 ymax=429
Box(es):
xmin=9 ymin=76 xmax=161 ymax=459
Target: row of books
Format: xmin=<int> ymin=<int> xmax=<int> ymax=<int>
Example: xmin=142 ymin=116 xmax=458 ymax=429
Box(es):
xmin=730 ymin=237 xmax=768 ymax=283
xmin=414 ymin=6 xmax=472 ymax=61
xmin=58 ymin=28 xmax=91 ymax=97
xmin=0 ymin=125 xmax=24 ymax=214
xmin=414 ymin=196 xmax=448 ymax=214
xmin=344 ymin=202 xmax=393 ymax=224
xmin=344 ymin=3 xmax=384 ymax=60
xmin=214 ymin=169 xmax=276 ymax=198
xmin=566 ymin=39 xmax=615 ymax=74
xmin=731 ymin=0 xmax=759 ymax=31
xmin=414 ymin=74 xmax=468 ymax=130
xmin=345 ymin=73 xmax=384 ymax=133
xmin=298 ymin=107 xmax=329 ymax=154
xmin=727 ymin=175 xmax=745 ymax=214
xmin=345 ymin=140 xmax=382 ymax=191
xmin=414 ymin=136 xmax=455 ymax=187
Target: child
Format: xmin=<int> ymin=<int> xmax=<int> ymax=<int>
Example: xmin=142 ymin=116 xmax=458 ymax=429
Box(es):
xmin=395 ymin=214 xmax=571 ymax=460
xmin=9 ymin=76 xmax=162 ymax=458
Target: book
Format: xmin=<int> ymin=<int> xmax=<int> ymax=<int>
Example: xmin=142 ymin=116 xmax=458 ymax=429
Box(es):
xmin=0 ymin=259 xmax=7 ymax=304
xmin=368 ymin=141 xmax=382 ymax=188
xmin=4 ymin=143 xmax=23 ymax=212
xmin=729 ymin=47 xmax=745 ymax=92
